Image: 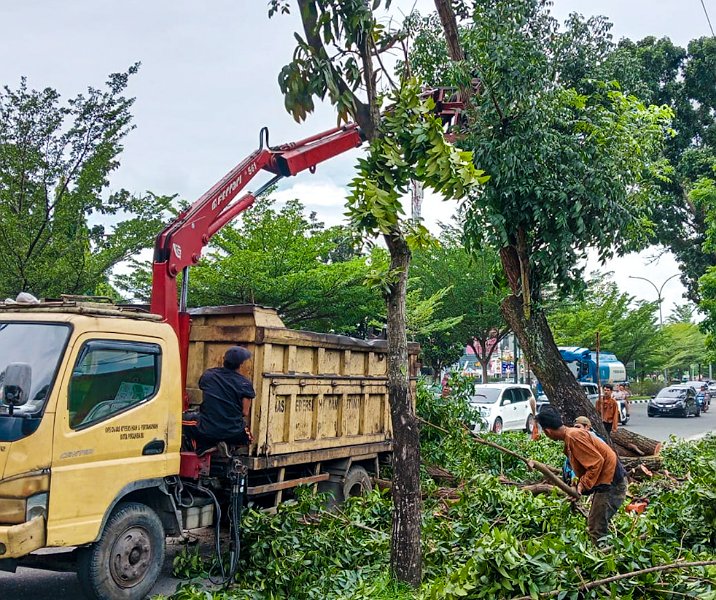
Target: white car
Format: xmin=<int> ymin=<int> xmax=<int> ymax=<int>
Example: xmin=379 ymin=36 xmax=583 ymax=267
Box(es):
xmin=470 ymin=383 xmax=536 ymax=434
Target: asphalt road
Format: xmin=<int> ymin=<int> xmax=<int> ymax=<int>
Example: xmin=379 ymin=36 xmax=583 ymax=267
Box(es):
xmin=622 ymin=399 xmax=715 ymax=442
xmin=1 ymin=402 xmax=714 ymax=600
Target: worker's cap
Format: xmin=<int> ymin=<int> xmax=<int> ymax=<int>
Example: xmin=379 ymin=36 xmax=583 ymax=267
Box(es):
xmin=574 ymin=416 xmax=592 ymax=427
xmin=603 ymin=383 xmax=614 ymax=390
xmin=224 ymin=346 xmax=251 ymax=370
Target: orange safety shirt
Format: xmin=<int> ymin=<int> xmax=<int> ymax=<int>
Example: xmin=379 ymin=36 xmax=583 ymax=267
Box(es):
xmin=563 ymin=427 xmax=618 ymax=493
xmin=596 ymin=395 xmax=620 ymax=431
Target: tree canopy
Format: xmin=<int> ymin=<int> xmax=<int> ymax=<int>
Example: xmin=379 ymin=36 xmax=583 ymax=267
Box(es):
xmin=602 ymin=36 xmax=716 ymax=301
xmin=0 ymin=67 xmax=172 ymax=299
xmin=547 ymin=275 xmax=661 ymax=376
xmin=415 ymin=0 xmax=672 ymax=429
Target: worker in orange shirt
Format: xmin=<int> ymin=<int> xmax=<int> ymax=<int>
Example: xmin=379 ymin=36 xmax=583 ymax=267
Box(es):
xmin=595 ymin=383 xmax=620 ymax=434
xmin=536 ymin=406 xmax=627 ymax=544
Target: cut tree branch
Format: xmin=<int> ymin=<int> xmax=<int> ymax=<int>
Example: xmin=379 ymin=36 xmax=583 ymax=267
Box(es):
xmin=513 ymin=560 xmax=716 ymax=600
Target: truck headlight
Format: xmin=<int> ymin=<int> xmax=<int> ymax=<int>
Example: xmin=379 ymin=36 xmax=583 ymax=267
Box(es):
xmin=25 ymin=492 xmax=48 ymax=521
xmin=0 ymin=498 xmax=26 ymax=524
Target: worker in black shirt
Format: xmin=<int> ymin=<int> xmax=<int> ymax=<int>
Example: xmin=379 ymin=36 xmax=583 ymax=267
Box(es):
xmin=185 ymin=346 xmax=255 ymax=455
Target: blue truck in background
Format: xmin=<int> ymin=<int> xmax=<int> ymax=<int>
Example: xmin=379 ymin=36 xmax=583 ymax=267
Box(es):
xmin=537 ymin=347 xmax=630 ymax=424
xmin=558 ymin=347 xmax=627 ymax=384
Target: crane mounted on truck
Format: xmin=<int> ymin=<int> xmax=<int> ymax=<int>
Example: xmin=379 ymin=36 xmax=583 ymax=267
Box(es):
xmin=0 ymin=87 xmax=468 ymax=600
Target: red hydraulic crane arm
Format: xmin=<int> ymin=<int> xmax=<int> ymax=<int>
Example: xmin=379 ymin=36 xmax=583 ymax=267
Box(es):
xmin=149 ymin=88 xmax=469 ymax=404
xmin=150 ymin=123 xmax=364 ymax=327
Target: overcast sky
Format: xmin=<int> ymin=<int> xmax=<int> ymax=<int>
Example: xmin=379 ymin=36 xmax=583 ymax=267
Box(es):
xmin=1 ymin=0 xmax=713 ymax=316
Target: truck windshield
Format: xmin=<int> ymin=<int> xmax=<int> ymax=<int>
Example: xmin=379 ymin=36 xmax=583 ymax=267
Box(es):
xmin=0 ymin=322 xmax=70 ymax=424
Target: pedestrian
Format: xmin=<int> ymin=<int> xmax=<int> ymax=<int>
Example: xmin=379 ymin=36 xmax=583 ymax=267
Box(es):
xmin=184 ymin=346 xmax=256 ymax=455
xmin=596 ymin=383 xmax=620 ymax=434
xmin=536 ymin=405 xmax=628 ymax=544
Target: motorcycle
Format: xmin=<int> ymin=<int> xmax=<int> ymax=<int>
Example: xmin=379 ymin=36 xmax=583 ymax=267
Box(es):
xmin=696 ymin=391 xmax=710 ymax=413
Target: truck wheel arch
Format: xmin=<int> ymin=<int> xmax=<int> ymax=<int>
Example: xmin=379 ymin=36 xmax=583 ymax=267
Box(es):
xmin=94 ymin=478 xmax=181 ymax=542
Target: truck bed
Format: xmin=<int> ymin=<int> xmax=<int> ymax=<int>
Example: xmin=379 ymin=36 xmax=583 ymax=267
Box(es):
xmin=186 ymin=305 xmax=419 ymax=459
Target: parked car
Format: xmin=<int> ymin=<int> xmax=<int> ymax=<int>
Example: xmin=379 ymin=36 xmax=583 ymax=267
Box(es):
xmin=647 ymin=385 xmax=701 ymax=418
xmin=470 ymin=383 xmax=535 ymax=434
xmin=536 ymin=382 xmax=630 ymax=425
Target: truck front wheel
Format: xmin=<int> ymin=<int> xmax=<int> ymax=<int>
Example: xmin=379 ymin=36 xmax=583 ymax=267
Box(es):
xmin=77 ymin=502 xmax=165 ymax=600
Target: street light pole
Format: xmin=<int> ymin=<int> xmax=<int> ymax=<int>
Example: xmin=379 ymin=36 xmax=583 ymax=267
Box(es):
xmin=628 ymin=273 xmax=680 ymax=327
xmin=628 ymin=273 xmax=680 ymax=382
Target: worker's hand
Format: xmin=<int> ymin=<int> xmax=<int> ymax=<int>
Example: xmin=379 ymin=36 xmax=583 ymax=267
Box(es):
xmin=576 ymin=482 xmax=584 ymax=496
xmin=245 ymin=426 xmax=254 ymax=444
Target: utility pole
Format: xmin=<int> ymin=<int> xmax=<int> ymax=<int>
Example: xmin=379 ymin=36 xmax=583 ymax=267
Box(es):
xmin=628 ymin=273 xmax=680 ymax=381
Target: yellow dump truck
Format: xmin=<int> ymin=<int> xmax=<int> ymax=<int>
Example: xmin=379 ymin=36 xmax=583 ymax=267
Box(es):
xmin=0 ymin=101 xmax=466 ymax=599
xmin=0 ymin=300 xmax=418 ymax=599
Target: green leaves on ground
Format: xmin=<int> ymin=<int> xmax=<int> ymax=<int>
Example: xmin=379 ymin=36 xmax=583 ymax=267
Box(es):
xmin=166 ymin=382 xmax=716 ymax=599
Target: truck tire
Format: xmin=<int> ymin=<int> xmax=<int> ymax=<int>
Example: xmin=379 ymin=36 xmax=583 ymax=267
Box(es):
xmin=77 ymin=502 xmax=165 ymax=600
xmin=342 ymin=466 xmax=372 ymax=500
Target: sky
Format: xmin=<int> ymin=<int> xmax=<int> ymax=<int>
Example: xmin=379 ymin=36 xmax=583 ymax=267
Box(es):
xmin=1 ymin=0 xmax=713 ymax=316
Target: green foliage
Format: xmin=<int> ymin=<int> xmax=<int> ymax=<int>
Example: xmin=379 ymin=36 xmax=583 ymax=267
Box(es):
xmin=346 ymin=80 xmax=486 ymax=244
xmin=270 ymin=0 xmax=397 ymax=132
xmin=411 ymin=224 xmax=508 ymax=379
xmin=119 ymin=196 xmax=383 ymax=334
xmin=410 ymin=1 xmax=672 ymax=298
xmin=165 ymin=393 xmax=716 ymax=600
xmin=405 ymin=286 xmax=463 ymax=340
xmin=602 ymin=36 xmax=716 ymax=302
xmin=547 ymin=274 xmax=662 ymax=373
xmin=0 ymin=68 xmax=173 ymax=299
xmin=656 ymin=322 xmax=707 ymax=376
xmin=628 ymin=379 xmax=663 ymax=397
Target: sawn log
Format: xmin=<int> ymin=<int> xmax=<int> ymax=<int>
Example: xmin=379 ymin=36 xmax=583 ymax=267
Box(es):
xmin=611 ymin=428 xmax=662 ymax=456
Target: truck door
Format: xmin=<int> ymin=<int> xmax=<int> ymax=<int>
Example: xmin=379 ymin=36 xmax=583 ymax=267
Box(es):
xmin=47 ymin=334 xmax=172 ymax=547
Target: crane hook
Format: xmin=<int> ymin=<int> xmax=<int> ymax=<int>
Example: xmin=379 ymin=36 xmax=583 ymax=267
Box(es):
xmin=259 ymin=126 xmax=270 ymax=151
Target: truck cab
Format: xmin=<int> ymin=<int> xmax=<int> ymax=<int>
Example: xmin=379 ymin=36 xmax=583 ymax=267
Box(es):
xmin=0 ymin=304 xmax=182 ymax=598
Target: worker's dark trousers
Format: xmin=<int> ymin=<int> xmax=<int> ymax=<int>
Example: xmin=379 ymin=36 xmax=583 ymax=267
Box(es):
xmin=588 ymin=478 xmax=627 ymax=544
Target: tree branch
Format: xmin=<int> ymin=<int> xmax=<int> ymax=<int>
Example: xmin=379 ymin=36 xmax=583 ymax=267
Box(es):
xmin=513 ymin=561 xmax=716 ymax=600
xmin=433 ymin=0 xmax=464 ymax=61
xmin=296 ymin=0 xmax=373 ymax=136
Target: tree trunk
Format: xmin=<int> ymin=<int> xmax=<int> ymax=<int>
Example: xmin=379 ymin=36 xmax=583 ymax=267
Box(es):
xmin=499 ymin=247 xmax=608 ymax=439
xmin=383 ymin=228 xmax=421 ymax=587
xmin=481 ymin=358 xmax=489 ymax=385
xmin=620 ymin=455 xmax=664 ymax=472
xmin=433 ymin=0 xmax=465 ymax=61
xmin=611 ymin=429 xmax=662 ymax=456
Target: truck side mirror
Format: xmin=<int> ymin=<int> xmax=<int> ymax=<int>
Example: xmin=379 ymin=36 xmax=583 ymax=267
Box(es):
xmin=3 ymin=362 xmax=32 ymax=407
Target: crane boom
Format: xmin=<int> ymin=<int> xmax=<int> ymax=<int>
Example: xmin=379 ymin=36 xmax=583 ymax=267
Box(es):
xmin=149 ymin=87 xmax=470 ymax=401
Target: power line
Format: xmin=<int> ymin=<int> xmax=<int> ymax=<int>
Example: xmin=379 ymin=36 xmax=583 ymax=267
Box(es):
xmin=701 ymin=0 xmax=715 ymax=36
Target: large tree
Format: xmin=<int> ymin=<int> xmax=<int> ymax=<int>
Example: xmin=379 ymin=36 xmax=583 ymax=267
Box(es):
xmin=118 ymin=196 xmax=384 ymax=333
xmin=269 ymin=0 xmax=483 ymax=585
xmin=0 ymin=67 xmax=172 ymax=299
xmin=601 ymin=36 xmax=716 ymax=302
xmin=421 ymin=0 xmax=672 ymax=433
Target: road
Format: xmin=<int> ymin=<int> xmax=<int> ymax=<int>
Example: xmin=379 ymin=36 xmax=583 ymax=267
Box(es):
xmin=622 ymin=400 xmax=715 ymax=442
xmin=0 ymin=536 xmax=196 ymax=600
xmin=1 ymin=402 xmax=713 ymax=600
